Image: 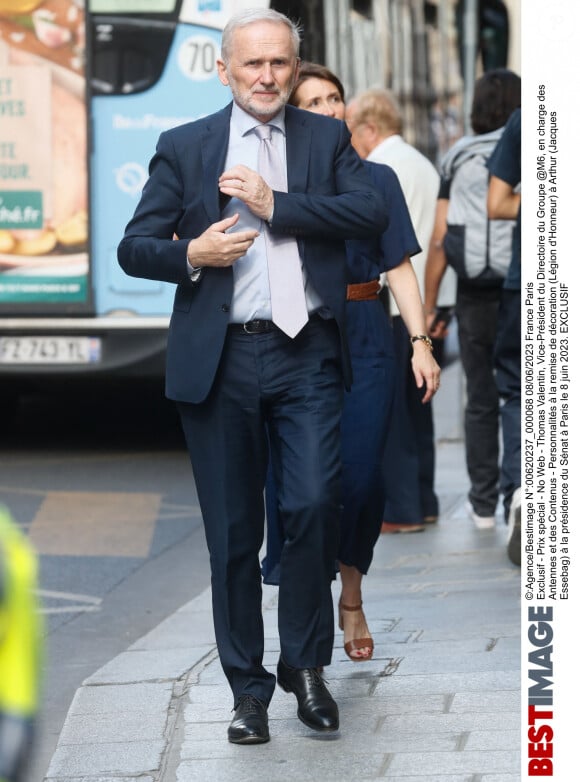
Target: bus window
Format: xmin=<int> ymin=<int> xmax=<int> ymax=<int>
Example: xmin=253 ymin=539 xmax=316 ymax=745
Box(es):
xmin=91 ymin=19 xmax=177 ymax=95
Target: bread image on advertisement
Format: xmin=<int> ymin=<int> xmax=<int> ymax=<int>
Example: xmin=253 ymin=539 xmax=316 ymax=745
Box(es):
xmin=0 ymin=1 xmax=44 ymax=12
xmin=0 ymin=0 xmax=87 ymax=266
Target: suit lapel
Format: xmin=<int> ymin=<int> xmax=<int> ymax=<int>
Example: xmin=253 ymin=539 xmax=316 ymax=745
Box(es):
xmin=201 ymin=104 xmax=232 ymax=222
xmin=284 ymin=106 xmax=311 ymax=193
xmin=200 ymin=104 xmax=310 ymax=217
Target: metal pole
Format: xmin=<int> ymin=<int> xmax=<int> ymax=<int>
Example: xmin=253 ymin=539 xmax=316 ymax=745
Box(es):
xmin=462 ymin=0 xmax=478 ymax=133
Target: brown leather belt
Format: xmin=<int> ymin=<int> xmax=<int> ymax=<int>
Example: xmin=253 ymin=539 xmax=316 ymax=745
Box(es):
xmin=346 ymin=280 xmax=381 ymax=301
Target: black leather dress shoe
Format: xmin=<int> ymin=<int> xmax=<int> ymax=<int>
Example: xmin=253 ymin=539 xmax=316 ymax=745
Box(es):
xmin=277 ymin=657 xmax=339 ymax=732
xmin=227 ymin=694 xmax=270 ymax=744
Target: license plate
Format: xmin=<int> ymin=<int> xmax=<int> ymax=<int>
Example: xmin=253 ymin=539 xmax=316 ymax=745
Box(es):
xmin=0 ymin=336 xmax=101 ymax=365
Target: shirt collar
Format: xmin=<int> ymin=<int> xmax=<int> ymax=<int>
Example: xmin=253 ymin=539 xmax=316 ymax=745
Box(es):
xmin=231 ymin=101 xmax=286 ymax=137
xmin=367 ymin=134 xmax=402 ymax=164
xmin=371 ymin=134 xmax=402 ymax=154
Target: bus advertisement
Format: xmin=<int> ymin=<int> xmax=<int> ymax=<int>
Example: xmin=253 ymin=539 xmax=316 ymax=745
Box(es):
xmin=0 ymin=0 xmax=266 ymax=389
xmin=0 ymin=0 xmax=89 ymax=311
xmin=1 ymin=0 xmax=473 ymax=394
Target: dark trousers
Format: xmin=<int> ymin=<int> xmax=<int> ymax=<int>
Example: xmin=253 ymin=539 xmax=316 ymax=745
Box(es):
xmin=494 ymin=288 xmax=521 ymax=520
xmin=177 ymin=318 xmax=343 ymax=707
xmin=455 ymin=285 xmax=501 ymax=516
xmin=382 ymin=316 xmax=438 ymax=523
xmin=263 ymin=325 xmax=396 ymax=582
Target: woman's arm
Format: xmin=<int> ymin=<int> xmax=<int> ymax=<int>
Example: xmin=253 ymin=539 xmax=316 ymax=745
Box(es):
xmin=386 ymin=257 xmax=441 ymax=403
xmin=423 ymin=198 xmax=450 ymax=339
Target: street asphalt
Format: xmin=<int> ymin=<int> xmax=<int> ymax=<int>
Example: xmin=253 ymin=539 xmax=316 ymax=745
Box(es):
xmin=39 ymin=358 xmax=522 ymax=781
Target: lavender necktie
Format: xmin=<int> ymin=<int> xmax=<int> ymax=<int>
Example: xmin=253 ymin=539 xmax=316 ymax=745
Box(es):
xmin=254 ymin=124 xmax=308 ymax=338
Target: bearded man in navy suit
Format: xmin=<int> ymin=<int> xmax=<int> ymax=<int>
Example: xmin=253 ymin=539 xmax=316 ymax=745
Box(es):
xmin=118 ymin=8 xmax=388 ymax=744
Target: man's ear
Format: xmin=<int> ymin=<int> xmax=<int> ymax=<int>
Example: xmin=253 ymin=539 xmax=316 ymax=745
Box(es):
xmin=366 ymin=121 xmax=380 ymax=144
xmin=216 ymin=59 xmax=229 ymax=86
xmin=293 ymin=57 xmax=301 ymax=83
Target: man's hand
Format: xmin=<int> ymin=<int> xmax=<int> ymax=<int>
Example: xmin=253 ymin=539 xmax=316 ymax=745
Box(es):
xmin=426 ymin=308 xmax=450 ymax=341
xmin=186 ymin=214 xmax=259 ymax=267
xmin=218 ymin=165 xmax=274 ymax=221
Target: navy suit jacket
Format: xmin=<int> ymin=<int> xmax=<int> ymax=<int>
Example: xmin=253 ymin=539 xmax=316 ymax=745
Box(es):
xmin=117 ymin=103 xmax=388 ymax=403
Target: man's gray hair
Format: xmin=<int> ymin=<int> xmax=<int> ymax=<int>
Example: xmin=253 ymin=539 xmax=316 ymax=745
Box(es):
xmin=221 ymin=8 xmax=302 ymax=62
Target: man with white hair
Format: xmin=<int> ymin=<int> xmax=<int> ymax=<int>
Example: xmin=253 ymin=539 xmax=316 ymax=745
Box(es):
xmin=118 ymin=9 xmax=390 ymax=743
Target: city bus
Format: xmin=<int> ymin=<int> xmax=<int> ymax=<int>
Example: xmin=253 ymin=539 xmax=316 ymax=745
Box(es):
xmin=0 ymin=0 xmax=516 ymax=401
xmin=0 ymin=0 xmax=266 ymax=398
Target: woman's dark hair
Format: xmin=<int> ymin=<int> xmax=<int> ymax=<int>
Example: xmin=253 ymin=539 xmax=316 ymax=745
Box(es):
xmin=470 ymin=68 xmax=521 ymax=134
xmin=289 ymin=61 xmax=345 ymax=107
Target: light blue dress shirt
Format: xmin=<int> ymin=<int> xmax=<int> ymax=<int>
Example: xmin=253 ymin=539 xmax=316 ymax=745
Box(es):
xmin=219 ymin=103 xmax=323 ymax=324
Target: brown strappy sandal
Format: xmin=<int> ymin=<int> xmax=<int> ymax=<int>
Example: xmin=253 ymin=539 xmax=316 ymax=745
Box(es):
xmin=338 ymin=599 xmax=374 ymax=661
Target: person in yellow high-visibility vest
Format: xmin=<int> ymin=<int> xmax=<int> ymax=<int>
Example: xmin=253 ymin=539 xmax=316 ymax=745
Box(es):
xmin=0 ymin=506 xmax=43 ymax=782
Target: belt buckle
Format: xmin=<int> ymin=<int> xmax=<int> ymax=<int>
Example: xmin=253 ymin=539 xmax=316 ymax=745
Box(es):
xmin=243 ymin=320 xmax=262 ymax=334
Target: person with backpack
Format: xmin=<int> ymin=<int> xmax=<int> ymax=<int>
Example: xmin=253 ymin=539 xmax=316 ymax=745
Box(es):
xmin=424 ymin=69 xmax=521 ymax=529
xmin=487 ymin=106 xmax=522 ymax=563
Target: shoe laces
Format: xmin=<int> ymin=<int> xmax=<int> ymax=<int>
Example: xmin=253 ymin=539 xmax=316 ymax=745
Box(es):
xmin=304 ymin=667 xmax=327 ymax=689
xmin=235 ymin=694 xmax=263 ymax=715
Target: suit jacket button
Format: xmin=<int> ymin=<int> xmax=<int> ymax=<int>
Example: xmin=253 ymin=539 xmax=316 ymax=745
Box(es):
xmin=221 ymin=304 xmax=230 ymax=312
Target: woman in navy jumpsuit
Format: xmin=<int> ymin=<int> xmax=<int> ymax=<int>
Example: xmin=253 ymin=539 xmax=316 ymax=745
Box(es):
xmin=263 ymin=64 xmax=440 ymax=661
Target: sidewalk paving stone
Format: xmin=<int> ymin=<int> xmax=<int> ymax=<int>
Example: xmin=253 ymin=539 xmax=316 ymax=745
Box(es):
xmin=43 ymin=360 xmax=522 ymax=781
